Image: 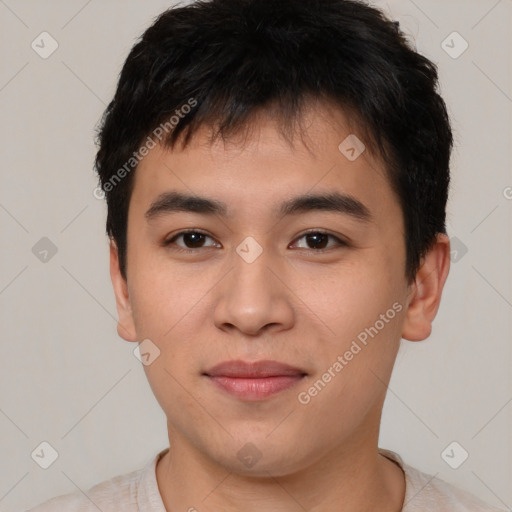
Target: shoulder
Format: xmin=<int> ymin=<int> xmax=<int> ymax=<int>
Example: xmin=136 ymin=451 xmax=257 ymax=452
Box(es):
xmin=26 ymin=469 xmax=140 ymax=512
xmin=24 ymin=449 xmax=166 ymax=512
xmin=379 ymin=448 xmax=506 ymax=512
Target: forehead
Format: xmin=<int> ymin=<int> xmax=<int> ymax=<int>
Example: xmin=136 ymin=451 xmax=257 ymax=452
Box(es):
xmin=129 ymin=102 xmax=397 ymax=224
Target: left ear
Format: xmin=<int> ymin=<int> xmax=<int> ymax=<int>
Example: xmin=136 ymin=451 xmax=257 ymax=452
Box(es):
xmin=401 ymin=233 xmax=451 ymax=342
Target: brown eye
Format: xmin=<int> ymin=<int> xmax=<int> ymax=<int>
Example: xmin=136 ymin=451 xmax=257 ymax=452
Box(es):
xmin=304 ymin=232 xmax=329 ymax=249
xmin=292 ymin=231 xmax=347 ymax=251
xmin=180 ymin=232 xmax=207 ymax=248
xmin=164 ymin=230 xmax=219 ymax=251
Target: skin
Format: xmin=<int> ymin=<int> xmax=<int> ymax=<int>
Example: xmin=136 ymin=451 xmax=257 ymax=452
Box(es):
xmin=110 ymin=100 xmax=450 ymax=512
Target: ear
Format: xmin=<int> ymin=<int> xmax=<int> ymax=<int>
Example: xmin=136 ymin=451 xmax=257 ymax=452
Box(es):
xmin=401 ymin=233 xmax=451 ymax=342
xmin=109 ymin=239 xmax=138 ymax=342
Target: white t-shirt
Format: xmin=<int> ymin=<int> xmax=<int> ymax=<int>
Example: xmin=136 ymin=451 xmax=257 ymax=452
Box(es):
xmin=25 ymin=447 xmax=505 ymax=511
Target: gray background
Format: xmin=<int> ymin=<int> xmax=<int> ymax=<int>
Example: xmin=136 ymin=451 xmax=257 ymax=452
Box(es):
xmin=0 ymin=0 xmax=511 ymax=510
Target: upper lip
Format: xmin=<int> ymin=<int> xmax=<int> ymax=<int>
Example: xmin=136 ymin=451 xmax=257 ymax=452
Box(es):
xmin=204 ymin=359 xmax=307 ymax=378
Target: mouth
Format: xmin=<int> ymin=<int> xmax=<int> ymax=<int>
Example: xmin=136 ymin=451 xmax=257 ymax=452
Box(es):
xmin=203 ymin=360 xmax=308 ymax=401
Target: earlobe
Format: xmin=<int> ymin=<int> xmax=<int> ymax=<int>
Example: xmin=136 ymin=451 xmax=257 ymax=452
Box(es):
xmin=401 ymin=234 xmax=451 ymax=342
xmin=109 ymin=239 xmax=138 ymax=342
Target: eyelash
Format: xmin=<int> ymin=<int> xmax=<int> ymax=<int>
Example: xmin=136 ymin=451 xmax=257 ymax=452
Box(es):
xmin=162 ymin=229 xmax=349 ymax=254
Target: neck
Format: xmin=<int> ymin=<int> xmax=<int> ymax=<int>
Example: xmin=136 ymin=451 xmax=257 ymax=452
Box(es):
xmin=155 ymin=427 xmax=405 ymax=512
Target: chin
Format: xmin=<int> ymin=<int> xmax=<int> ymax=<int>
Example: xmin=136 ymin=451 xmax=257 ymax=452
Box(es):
xmin=205 ymin=434 xmax=312 ymax=478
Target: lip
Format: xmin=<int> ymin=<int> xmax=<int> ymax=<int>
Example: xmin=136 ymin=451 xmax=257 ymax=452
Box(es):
xmin=204 ymin=360 xmax=307 ymax=401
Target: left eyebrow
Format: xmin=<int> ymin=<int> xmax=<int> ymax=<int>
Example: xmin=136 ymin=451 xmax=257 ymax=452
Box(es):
xmin=277 ymin=192 xmax=373 ymax=223
xmin=144 ymin=190 xmax=373 ymax=223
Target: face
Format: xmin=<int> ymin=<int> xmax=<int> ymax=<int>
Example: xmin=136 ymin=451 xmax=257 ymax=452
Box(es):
xmin=111 ymin=102 xmax=424 ymax=476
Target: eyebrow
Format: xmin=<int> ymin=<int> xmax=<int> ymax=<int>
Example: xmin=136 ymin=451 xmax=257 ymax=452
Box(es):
xmin=145 ymin=190 xmax=373 ymax=223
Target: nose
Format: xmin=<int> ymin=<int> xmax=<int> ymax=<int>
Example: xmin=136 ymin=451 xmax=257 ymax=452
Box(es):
xmin=212 ymin=244 xmax=295 ymax=336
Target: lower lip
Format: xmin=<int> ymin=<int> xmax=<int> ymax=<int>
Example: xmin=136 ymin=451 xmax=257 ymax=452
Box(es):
xmin=207 ymin=375 xmax=305 ymax=401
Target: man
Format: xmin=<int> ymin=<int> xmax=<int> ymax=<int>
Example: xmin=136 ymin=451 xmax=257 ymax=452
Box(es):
xmin=28 ymin=0 xmax=504 ymax=510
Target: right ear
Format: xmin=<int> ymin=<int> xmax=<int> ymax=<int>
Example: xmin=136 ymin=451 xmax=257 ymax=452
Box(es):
xmin=109 ymin=239 xmax=138 ymax=342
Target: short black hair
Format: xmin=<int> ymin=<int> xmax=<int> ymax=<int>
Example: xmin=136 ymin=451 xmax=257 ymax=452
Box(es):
xmin=95 ymin=0 xmax=453 ymax=283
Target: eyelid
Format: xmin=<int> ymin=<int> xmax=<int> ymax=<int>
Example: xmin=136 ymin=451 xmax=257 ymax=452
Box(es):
xmin=163 ymin=229 xmax=219 ymax=248
xmin=290 ymin=229 xmax=349 ymax=249
xmin=163 ymin=228 xmax=349 ymax=252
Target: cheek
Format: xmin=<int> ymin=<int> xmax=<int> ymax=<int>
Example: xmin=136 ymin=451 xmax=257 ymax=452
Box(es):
xmin=295 ymin=286 xmax=404 ymax=433
xmin=128 ymin=278 xmax=170 ymax=339
xmin=304 ymin=259 xmax=404 ymax=342
xmin=127 ymin=251 xmax=209 ymax=338
xmin=298 ymin=256 xmax=406 ymax=406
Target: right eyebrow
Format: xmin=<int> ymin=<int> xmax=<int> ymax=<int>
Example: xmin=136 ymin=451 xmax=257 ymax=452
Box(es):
xmin=145 ymin=191 xmax=228 ymax=221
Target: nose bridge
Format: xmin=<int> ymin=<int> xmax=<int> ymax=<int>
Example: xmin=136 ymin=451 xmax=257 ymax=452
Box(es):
xmin=233 ymin=238 xmax=273 ymax=293
xmin=213 ymin=237 xmax=295 ymax=335
xmin=231 ymin=237 xmax=277 ymax=307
